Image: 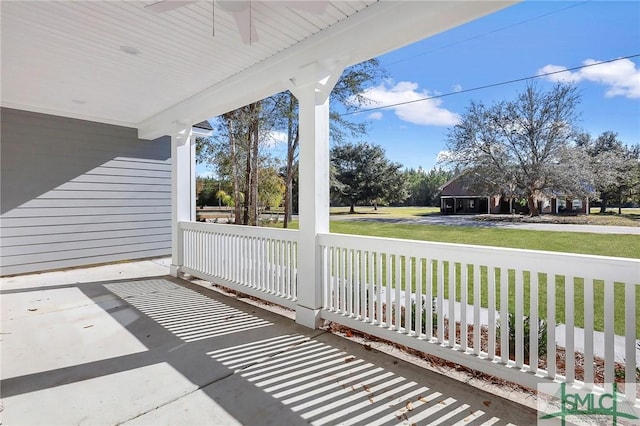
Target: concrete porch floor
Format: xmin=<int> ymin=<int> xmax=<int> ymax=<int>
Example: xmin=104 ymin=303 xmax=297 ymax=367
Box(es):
xmin=1 ymin=258 xmax=537 ymax=425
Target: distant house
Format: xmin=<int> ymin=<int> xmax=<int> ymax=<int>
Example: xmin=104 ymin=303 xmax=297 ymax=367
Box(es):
xmin=439 ymin=173 xmax=589 ymax=215
xmin=538 ymin=196 xmax=589 ymax=215
xmin=439 ymin=174 xmax=495 ymax=214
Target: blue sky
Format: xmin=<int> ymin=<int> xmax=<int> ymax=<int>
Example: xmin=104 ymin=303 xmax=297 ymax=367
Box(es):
xmin=351 ymin=0 xmax=640 ymax=171
xmin=198 ymin=1 xmax=640 ymax=176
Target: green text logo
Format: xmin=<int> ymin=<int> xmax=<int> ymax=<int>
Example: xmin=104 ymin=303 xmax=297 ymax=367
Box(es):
xmin=538 ymin=383 xmax=639 ymax=425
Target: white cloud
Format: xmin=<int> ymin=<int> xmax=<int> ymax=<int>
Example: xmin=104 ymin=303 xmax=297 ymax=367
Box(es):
xmin=263 ymin=130 xmax=288 ymax=147
xmin=436 ymin=150 xmax=454 ymax=163
xmin=359 ymin=81 xmax=460 ymax=126
xmin=452 ymin=84 xmax=463 ymax=93
xmin=367 ymin=111 xmax=383 ymax=120
xmin=538 ymin=58 xmax=640 ymax=99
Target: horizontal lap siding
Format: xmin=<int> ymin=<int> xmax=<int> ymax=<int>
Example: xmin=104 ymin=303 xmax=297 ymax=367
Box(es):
xmin=0 ymin=108 xmax=172 ymax=275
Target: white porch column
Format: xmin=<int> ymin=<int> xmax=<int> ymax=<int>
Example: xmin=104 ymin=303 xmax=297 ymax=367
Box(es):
xmin=170 ymin=124 xmax=196 ymax=277
xmin=288 ymin=61 xmax=346 ymax=328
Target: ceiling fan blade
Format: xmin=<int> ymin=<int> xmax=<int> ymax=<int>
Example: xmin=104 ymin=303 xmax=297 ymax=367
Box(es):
xmin=144 ymin=0 xmax=197 ymax=13
xmin=269 ymin=1 xmax=328 ymax=15
xmin=230 ymin=6 xmax=258 ymax=44
xmin=218 ymin=1 xmax=257 ymax=44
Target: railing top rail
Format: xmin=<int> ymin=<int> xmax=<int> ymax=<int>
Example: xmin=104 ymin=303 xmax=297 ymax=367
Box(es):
xmin=318 ymin=232 xmax=640 ymax=284
xmin=180 ymin=221 xmax=299 ymax=241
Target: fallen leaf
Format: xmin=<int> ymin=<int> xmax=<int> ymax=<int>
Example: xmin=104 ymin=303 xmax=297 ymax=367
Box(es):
xmin=27 ymin=308 xmax=37 ymax=312
xmin=368 ymin=396 xmax=374 ymax=404
xmin=83 ymin=325 xmax=94 ymax=329
xmin=483 ymin=400 xmax=492 ymax=407
xmin=344 ymin=356 xmax=356 ymax=363
xmin=364 ymin=344 xmax=372 ymax=351
xmin=345 ymin=330 xmax=353 ymax=337
xmin=419 ymin=396 xmax=429 ymax=403
xmin=363 ymin=384 xmax=371 ymax=392
xmin=406 ymin=401 xmax=414 ymax=411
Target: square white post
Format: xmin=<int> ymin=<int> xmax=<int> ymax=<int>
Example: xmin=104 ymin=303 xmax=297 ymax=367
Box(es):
xmin=170 ymin=125 xmax=195 ymax=277
xmin=296 ymin=91 xmax=330 ymax=328
xmin=288 ymin=61 xmax=346 ymax=329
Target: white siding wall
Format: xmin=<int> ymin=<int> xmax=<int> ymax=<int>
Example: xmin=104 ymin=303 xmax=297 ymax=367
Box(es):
xmin=1 ymin=108 xmax=172 ymax=275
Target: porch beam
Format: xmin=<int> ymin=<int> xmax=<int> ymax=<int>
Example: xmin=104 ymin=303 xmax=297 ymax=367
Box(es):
xmin=138 ymin=2 xmax=517 ymax=140
xmin=170 ymin=124 xmax=196 ymax=277
xmin=288 ymin=62 xmax=345 ymax=329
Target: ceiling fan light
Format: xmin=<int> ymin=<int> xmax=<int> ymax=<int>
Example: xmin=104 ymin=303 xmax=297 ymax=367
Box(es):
xmin=120 ymin=45 xmax=140 ymax=55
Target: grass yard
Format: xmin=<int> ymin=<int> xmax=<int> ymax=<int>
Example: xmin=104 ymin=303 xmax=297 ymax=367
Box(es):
xmin=280 ymin=220 xmax=640 ymax=259
xmin=272 ymin=219 xmax=639 ymax=335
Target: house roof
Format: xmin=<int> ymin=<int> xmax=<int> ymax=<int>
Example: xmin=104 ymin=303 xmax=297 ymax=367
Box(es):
xmin=439 ymin=171 xmax=485 ymax=197
xmin=1 ymin=1 xmax=517 ymax=139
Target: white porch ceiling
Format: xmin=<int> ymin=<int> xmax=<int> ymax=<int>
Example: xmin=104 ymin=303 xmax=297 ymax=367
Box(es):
xmin=1 ymin=1 xmax=517 ymax=139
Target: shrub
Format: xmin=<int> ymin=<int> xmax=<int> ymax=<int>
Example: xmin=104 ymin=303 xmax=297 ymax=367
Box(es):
xmin=498 ymin=313 xmax=548 ymax=361
xmin=409 ymin=297 xmax=438 ymax=335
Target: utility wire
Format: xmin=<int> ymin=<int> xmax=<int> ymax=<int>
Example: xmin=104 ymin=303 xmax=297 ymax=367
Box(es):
xmin=341 ymin=54 xmax=640 ymax=117
xmin=383 ymin=1 xmax=591 ymax=68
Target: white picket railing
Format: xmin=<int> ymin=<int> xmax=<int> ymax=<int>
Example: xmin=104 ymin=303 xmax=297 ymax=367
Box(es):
xmin=317 ymin=232 xmax=640 ymax=403
xmin=178 ymin=222 xmax=639 ymax=404
xmin=180 ymin=222 xmax=299 ymax=309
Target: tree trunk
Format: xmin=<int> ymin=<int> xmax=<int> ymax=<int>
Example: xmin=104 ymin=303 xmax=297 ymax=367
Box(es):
xmin=618 ymin=192 xmax=623 ymax=215
xmin=250 ymin=106 xmax=260 ymax=226
xmin=283 ymin=102 xmax=299 ymax=229
xmin=243 ymin=128 xmax=252 ymax=225
xmin=283 ymin=183 xmax=293 ymax=227
xmin=283 ymin=132 xmax=298 ymax=228
xmin=600 ymin=196 xmax=608 ymax=213
xmin=349 ymin=203 xmax=355 ymax=214
xmin=527 ymin=195 xmax=539 ymax=217
xmin=226 ymin=115 xmax=242 ymax=225
xmin=373 ymin=200 xmax=378 ymax=211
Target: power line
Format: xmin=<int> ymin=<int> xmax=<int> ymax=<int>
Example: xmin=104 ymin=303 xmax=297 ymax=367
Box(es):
xmin=383 ymin=1 xmax=591 ymax=68
xmin=341 ymin=54 xmax=640 ymax=117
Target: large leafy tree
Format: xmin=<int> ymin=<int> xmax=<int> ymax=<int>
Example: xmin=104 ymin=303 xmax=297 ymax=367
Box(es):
xmin=404 ymin=167 xmax=453 ymax=206
xmin=578 ymin=131 xmax=640 ymax=212
xmin=445 ymin=83 xmax=594 ymax=216
xmin=197 ymin=100 xmax=279 ymax=225
xmin=331 ymin=142 xmax=407 ymax=213
xmin=274 ymin=59 xmax=387 ymax=227
xmin=198 ymin=60 xmax=386 ymax=227
xmin=257 ymin=166 xmax=286 ymax=210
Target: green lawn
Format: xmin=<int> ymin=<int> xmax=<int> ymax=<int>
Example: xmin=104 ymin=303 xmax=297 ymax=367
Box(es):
xmin=281 ymin=220 xmax=639 ymax=259
xmin=272 ymin=219 xmax=639 ymax=335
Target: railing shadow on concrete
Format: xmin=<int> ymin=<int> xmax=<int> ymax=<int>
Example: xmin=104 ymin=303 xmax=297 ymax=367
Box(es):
xmin=2 ymin=275 xmax=536 ymax=424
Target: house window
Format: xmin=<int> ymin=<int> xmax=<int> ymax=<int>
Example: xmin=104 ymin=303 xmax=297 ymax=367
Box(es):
xmin=558 ymin=199 xmax=567 ymax=212
xmin=572 ymin=199 xmax=582 ymax=210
